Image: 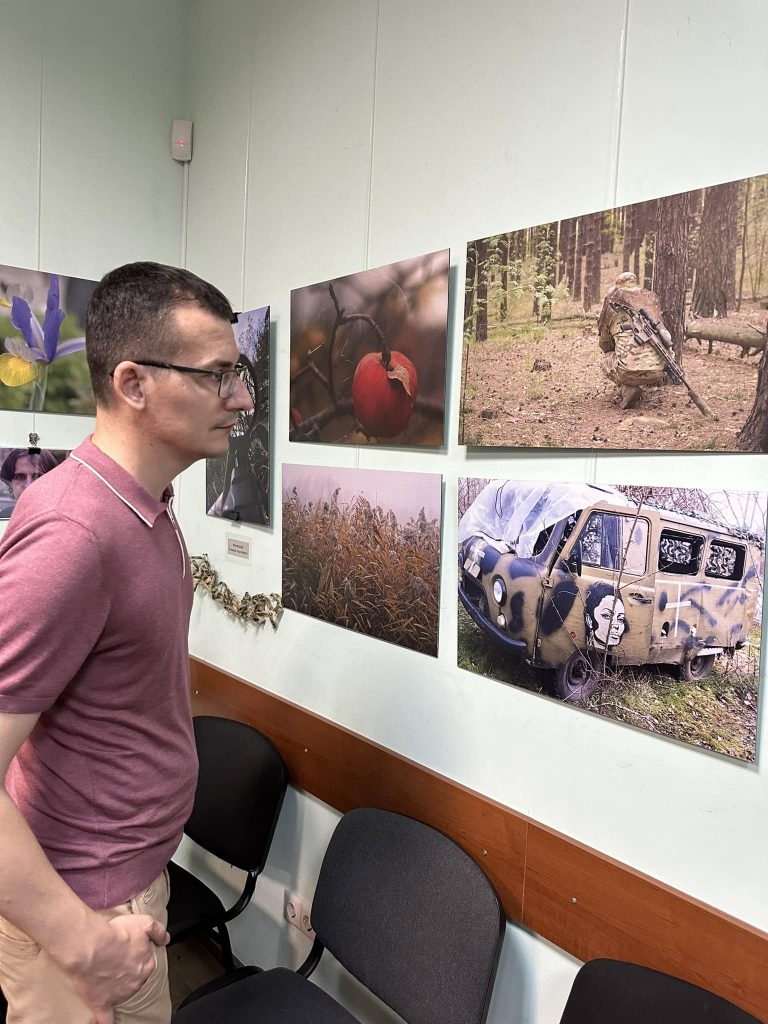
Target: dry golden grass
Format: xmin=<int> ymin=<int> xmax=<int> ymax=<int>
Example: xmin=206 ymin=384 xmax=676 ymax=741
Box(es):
xmin=283 ymin=490 xmax=439 ymax=656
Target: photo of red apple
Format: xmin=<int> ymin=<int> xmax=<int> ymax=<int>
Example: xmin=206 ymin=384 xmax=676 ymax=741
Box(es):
xmin=289 ymin=250 xmax=448 ymax=446
xmin=352 ymin=351 xmax=418 ymax=438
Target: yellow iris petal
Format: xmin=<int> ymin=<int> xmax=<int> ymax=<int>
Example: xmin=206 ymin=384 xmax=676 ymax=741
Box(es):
xmin=0 ymin=297 xmax=11 ymax=308
xmin=0 ymin=353 xmax=39 ymax=386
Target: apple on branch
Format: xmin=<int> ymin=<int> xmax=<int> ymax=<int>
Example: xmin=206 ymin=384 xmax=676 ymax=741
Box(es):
xmin=351 ymin=351 xmax=418 ymax=438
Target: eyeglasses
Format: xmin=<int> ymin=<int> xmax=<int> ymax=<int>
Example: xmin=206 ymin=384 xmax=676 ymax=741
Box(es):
xmin=129 ymin=359 xmax=250 ymax=399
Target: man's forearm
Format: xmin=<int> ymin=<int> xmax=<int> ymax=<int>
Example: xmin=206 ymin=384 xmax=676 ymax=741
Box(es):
xmin=0 ymin=788 xmax=101 ymax=972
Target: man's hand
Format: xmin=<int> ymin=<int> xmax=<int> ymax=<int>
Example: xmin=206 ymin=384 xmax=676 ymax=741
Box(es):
xmin=63 ymin=913 xmax=169 ymax=1024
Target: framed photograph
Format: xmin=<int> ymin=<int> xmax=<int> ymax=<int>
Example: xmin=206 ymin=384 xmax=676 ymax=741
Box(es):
xmin=0 ymin=264 xmax=97 ymax=415
xmin=0 ymin=446 xmax=70 ymax=520
xmin=283 ymin=463 xmax=442 ymax=655
xmin=206 ymin=305 xmax=271 ymax=526
xmin=459 ymin=172 xmax=768 ymax=452
xmin=290 ymin=250 xmax=449 ymax=446
xmin=457 ymin=477 xmax=765 ymax=761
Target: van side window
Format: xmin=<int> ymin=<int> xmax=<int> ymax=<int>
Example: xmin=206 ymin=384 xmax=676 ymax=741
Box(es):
xmin=705 ymin=541 xmax=745 ymax=581
xmin=658 ymin=530 xmax=704 ymax=575
xmin=579 ymin=512 xmax=648 ymax=575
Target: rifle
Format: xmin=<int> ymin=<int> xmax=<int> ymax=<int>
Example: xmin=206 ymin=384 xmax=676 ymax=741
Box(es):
xmin=608 ymin=300 xmax=715 ymax=418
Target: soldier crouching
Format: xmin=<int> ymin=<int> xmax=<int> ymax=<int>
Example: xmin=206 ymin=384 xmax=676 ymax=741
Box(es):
xmin=598 ymin=271 xmax=665 ymax=409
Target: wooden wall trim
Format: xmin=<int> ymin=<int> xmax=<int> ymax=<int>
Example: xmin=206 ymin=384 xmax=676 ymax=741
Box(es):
xmin=189 ymin=656 xmax=767 ymax=1021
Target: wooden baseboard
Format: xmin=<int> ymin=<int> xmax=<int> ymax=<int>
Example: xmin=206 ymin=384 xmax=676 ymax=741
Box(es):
xmin=190 ymin=656 xmax=767 ymax=1021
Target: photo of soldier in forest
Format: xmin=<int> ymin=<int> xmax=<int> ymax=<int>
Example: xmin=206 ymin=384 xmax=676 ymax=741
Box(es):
xmin=459 ymin=171 xmax=768 ymax=451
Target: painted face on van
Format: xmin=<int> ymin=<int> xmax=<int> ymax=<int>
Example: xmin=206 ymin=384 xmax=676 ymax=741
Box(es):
xmin=585 ymin=582 xmax=626 ymax=649
xmin=592 ymin=595 xmax=626 ymax=647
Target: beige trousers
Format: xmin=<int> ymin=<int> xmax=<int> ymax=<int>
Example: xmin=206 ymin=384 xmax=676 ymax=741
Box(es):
xmin=0 ymin=869 xmax=171 ymax=1024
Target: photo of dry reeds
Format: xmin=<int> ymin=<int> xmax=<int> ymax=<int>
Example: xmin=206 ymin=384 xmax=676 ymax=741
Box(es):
xmin=290 ymin=250 xmax=449 ymax=446
xmin=282 ymin=464 xmax=442 ymax=656
xmin=460 ymin=171 xmax=768 ymax=452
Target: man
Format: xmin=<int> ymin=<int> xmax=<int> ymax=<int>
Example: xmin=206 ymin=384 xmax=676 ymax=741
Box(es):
xmin=0 ymin=262 xmax=252 ymax=1023
xmin=597 ymin=271 xmax=666 ymax=409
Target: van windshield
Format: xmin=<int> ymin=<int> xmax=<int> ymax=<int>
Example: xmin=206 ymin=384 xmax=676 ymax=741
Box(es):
xmin=458 ymin=481 xmax=633 ymax=558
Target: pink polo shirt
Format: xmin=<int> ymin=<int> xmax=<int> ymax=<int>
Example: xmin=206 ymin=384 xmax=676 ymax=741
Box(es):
xmin=0 ymin=438 xmax=197 ymax=910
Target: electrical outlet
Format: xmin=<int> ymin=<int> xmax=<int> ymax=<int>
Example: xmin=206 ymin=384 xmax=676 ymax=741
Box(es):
xmin=285 ymin=891 xmax=315 ymax=938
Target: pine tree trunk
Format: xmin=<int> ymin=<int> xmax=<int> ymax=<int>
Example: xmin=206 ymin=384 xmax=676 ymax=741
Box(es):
xmin=475 ymin=237 xmax=489 ymax=342
xmin=511 ymin=230 xmax=526 ymax=281
xmin=622 ymin=205 xmax=632 ymax=272
xmin=737 ymin=181 xmax=750 ymax=311
xmin=737 ymin=337 xmax=768 ymax=451
xmin=499 ymin=234 xmax=509 ymax=321
xmin=574 ymin=217 xmax=584 ymax=300
xmin=600 ymin=211 xmax=614 ymax=254
xmin=692 ymin=180 xmax=740 ymax=317
xmin=655 ymin=192 xmax=690 ymax=363
xmin=582 ymin=212 xmax=602 ymax=311
xmin=725 ymin=184 xmax=741 ymax=311
xmin=464 ymin=242 xmax=477 ymax=335
xmin=641 ymin=200 xmax=658 ymax=290
xmin=561 ymin=217 xmax=578 ymax=293
xmin=632 ymin=202 xmax=644 ymax=281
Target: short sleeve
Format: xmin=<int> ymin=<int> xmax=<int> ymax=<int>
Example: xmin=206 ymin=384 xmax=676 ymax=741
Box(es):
xmin=0 ymin=513 xmax=110 ymax=713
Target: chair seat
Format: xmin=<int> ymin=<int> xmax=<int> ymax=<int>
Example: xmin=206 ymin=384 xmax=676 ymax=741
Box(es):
xmin=172 ymin=967 xmax=360 ymax=1024
xmin=167 ymin=861 xmax=226 ymax=940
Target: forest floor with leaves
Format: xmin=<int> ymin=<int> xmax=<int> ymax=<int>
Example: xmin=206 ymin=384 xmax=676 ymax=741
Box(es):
xmin=458 ymin=604 xmax=759 ymax=761
xmin=460 ymin=307 xmax=768 ymax=451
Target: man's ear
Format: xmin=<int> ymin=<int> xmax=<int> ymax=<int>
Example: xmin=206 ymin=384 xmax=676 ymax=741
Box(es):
xmin=111 ymin=361 xmax=149 ymax=410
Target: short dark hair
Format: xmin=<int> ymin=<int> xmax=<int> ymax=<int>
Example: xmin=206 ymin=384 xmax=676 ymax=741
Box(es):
xmin=0 ymin=448 xmax=61 ymax=484
xmin=85 ymin=262 xmax=235 ymax=405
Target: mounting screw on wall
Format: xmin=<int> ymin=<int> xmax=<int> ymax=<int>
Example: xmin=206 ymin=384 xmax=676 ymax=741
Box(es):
xmin=285 ymin=891 xmax=315 ymax=939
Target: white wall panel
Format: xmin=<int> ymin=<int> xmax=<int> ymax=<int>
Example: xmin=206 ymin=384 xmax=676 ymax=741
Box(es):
xmin=39 ymin=0 xmax=188 ymax=278
xmin=617 ymin=0 xmax=768 ymax=202
xmin=186 ymin=0 xmax=260 ymax=302
xmin=242 ymin=0 xmax=379 ymax=302
xmin=369 ymin=0 xmax=628 ymax=264
xmin=0 ymin=0 xmax=43 ymax=270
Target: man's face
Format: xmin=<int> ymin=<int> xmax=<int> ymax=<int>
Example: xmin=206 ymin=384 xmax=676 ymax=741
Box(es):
xmin=10 ymin=454 xmax=44 ymax=498
xmin=142 ymin=303 xmax=253 ymax=464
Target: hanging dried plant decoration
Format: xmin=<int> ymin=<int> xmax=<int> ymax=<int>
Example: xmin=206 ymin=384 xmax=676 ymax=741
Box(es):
xmin=190 ymin=553 xmax=282 ymax=627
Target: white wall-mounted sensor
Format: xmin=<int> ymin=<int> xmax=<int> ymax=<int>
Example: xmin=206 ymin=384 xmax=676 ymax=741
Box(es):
xmin=171 ymin=119 xmax=193 ymax=162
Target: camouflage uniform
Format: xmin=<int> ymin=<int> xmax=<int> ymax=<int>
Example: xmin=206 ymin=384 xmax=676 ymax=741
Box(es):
xmin=598 ymin=277 xmax=666 ymax=407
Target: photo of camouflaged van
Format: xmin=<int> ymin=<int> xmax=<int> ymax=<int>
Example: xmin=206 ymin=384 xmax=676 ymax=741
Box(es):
xmin=457 ymin=481 xmax=764 ymax=754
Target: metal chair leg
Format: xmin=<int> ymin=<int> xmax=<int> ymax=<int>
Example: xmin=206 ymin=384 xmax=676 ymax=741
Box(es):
xmin=215 ymin=923 xmax=236 ymax=972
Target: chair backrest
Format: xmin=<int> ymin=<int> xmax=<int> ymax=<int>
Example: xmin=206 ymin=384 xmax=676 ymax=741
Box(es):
xmin=185 ymin=716 xmax=287 ymax=873
xmin=310 ymin=807 xmax=505 ymax=1024
xmin=559 ymin=959 xmax=762 ymax=1024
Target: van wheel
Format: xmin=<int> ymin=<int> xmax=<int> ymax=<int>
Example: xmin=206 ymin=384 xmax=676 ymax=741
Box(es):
xmin=552 ymin=651 xmax=600 ymax=703
xmin=679 ymin=654 xmax=715 ymax=682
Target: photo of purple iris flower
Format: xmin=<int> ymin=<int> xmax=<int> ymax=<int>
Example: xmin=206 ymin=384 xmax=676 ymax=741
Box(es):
xmin=0 ymin=264 xmax=97 ymax=414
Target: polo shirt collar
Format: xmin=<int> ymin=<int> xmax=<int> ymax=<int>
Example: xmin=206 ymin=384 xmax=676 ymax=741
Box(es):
xmin=69 ymin=436 xmax=173 ymax=527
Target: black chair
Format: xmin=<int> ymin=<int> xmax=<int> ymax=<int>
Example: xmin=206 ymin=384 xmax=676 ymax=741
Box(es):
xmin=559 ymin=959 xmax=762 ymax=1024
xmin=168 ymin=716 xmax=287 ymax=972
xmin=173 ymin=806 xmax=505 ymax=1024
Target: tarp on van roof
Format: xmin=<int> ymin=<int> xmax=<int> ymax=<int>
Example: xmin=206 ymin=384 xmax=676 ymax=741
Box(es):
xmin=458 ymin=480 xmax=633 ymax=558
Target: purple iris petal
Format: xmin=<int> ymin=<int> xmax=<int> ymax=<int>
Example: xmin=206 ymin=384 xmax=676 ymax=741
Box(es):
xmin=10 ymin=296 xmax=44 ymax=359
xmin=43 ymin=274 xmax=65 ymax=363
xmin=52 ymin=337 xmax=86 ymax=361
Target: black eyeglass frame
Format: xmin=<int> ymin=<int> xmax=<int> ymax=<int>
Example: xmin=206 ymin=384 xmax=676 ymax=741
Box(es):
xmin=125 ymin=359 xmax=250 ymax=398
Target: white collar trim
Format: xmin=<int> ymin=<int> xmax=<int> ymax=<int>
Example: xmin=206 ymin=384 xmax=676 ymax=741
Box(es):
xmin=69 ymin=453 xmax=154 ymax=527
